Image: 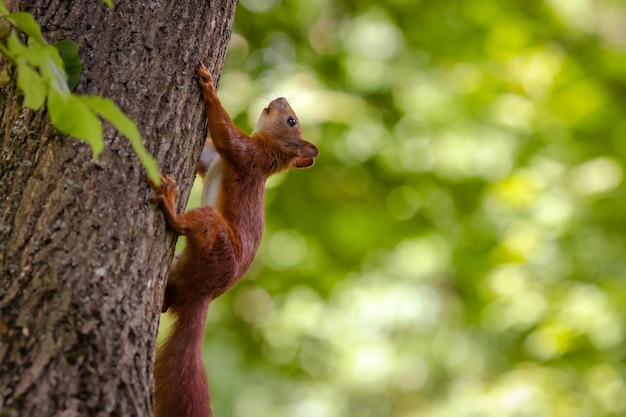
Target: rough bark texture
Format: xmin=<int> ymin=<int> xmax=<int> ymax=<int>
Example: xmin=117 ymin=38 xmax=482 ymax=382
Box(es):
xmin=0 ymin=0 xmax=237 ymax=416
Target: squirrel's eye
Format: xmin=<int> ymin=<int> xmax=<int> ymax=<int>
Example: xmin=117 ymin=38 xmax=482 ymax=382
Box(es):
xmin=287 ymin=117 xmax=297 ymax=127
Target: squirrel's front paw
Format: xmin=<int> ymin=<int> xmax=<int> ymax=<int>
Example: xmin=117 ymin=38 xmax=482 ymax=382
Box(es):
xmin=197 ymin=62 xmax=216 ymax=94
xmin=149 ymin=174 xmax=178 ymax=202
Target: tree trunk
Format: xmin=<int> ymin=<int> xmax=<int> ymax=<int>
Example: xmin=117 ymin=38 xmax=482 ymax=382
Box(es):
xmin=0 ymin=1 xmax=237 ymax=416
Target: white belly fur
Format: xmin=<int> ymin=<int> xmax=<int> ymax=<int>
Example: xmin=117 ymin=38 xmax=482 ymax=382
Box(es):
xmin=201 ymin=154 xmax=222 ymax=207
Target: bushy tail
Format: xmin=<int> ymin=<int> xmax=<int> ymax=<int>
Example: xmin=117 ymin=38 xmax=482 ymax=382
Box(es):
xmin=154 ymin=302 xmax=212 ymax=417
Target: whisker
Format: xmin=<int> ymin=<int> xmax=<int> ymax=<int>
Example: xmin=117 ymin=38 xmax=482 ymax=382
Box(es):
xmin=287 ymin=91 xmax=302 ymax=104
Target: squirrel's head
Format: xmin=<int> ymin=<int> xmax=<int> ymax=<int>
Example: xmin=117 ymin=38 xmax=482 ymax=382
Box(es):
xmin=253 ymin=97 xmax=319 ymax=169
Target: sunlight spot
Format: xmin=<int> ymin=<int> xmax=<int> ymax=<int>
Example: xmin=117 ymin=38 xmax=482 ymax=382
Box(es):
xmin=569 ymin=157 xmax=623 ymax=196
xmin=399 ymin=82 xmax=451 ymax=122
xmin=587 ymin=364 xmax=626 ymax=413
xmin=545 ymin=0 xmax=595 ymax=31
xmin=335 ymin=277 xmax=441 ymax=333
xmin=289 ymin=88 xmax=368 ymax=125
xmin=499 ymin=386 xmax=533 ymax=410
xmin=489 ymin=94 xmax=535 ymax=132
xmin=492 ymin=173 xmax=539 ymax=207
xmin=280 ymin=287 xmax=324 ymax=334
xmin=388 ymin=235 xmax=450 ymax=279
xmin=290 ymin=398 xmax=338 ymax=417
xmin=234 ymin=388 xmax=274 ymax=417
xmin=483 ymin=266 xmax=549 ymax=330
xmin=509 ymin=48 xmax=562 ymax=97
xmin=219 ymin=71 xmax=251 ymax=117
xmin=590 ymin=316 xmax=623 ymax=350
xmin=233 ymin=287 xmax=274 ymax=324
xmin=390 ymin=133 xmax=436 ymax=174
xmin=596 ymin=5 xmax=626 ymax=47
xmin=531 ymin=191 xmax=574 ymax=230
xmin=473 ymin=130 xmax=516 ymax=180
xmin=524 ymin=322 xmax=573 ymax=360
xmin=558 ymin=284 xmax=623 ymax=349
xmin=266 ymin=230 xmax=307 ymax=270
xmin=309 ymin=16 xmax=341 ymax=55
xmin=345 ymin=11 xmax=403 ymax=60
xmin=482 ymin=292 xmax=548 ymax=331
xmin=393 ymin=356 xmax=429 ymax=392
xmin=345 ymin=122 xmax=387 ymax=162
xmin=345 ymin=55 xmax=391 ymax=91
xmin=432 ymin=128 xmax=515 ymax=180
xmin=488 ymin=265 xmax=528 ymax=297
xmin=345 ymin=343 xmax=394 ymax=388
xmin=502 ymin=221 xmax=545 ymax=259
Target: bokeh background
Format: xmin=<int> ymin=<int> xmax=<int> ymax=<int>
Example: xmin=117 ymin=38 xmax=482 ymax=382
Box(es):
xmin=160 ymin=0 xmax=626 ymax=415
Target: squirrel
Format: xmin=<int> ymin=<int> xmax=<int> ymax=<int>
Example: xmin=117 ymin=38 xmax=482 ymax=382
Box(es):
xmin=150 ymin=63 xmax=319 ymax=417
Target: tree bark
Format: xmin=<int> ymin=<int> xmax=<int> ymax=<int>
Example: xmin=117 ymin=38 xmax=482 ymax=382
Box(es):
xmin=0 ymin=1 xmax=237 ymax=416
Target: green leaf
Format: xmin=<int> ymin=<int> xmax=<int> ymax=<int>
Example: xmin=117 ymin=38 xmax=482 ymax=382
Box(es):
xmin=46 ymin=55 xmax=71 ymax=94
xmin=82 ymin=95 xmax=160 ymax=182
xmin=0 ymin=3 xmax=159 ymax=181
xmin=0 ymin=66 xmax=10 ymax=85
xmin=54 ymin=40 xmax=81 ymax=90
xmin=5 ymin=30 xmax=26 ymax=58
xmin=48 ymin=88 xmax=103 ymax=156
xmin=21 ymin=45 xmax=70 ymax=94
xmin=101 ymin=0 xmax=113 ymax=8
xmin=5 ymin=12 xmax=45 ymax=45
xmin=0 ymin=0 xmax=9 ymax=15
xmin=0 ymin=17 xmax=11 ymax=40
xmin=22 ymin=43 xmax=70 ymax=94
xmin=5 ymin=32 xmax=69 ymax=94
xmin=17 ymin=63 xmax=45 ymax=109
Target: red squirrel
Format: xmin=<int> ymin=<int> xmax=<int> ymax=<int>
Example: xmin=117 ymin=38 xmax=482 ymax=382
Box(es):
xmin=150 ymin=63 xmax=319 ymax=417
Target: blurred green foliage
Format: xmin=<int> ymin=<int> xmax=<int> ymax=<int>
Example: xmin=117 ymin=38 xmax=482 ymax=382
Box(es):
xmin=0 ymin=0 xmax=160 ymax=182
xmin=161 ymin=0 xmax=626 ymax=415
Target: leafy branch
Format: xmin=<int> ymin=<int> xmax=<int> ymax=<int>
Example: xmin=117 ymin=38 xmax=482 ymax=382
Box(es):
xmin=0 ymin=0 xmax=160 ymax=183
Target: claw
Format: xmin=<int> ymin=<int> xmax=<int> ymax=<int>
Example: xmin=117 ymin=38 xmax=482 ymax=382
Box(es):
xmin=149 ymin=174 xmax=178 ymax=200
xmin=151 ymin=194 xmax=165 ymax=204
xmin=197 ymin=62 xmax=210 ymax=78
xmin=197 ymin=62 xmax=215 ymax=91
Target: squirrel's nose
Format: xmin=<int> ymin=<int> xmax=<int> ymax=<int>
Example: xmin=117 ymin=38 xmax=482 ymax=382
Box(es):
xmin=270 ymin=97 xmax=289 ymax=107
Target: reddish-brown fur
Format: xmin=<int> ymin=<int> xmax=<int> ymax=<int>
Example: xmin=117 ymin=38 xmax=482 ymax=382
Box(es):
xmin=151 ymin=63 xmax=319 ymax=417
